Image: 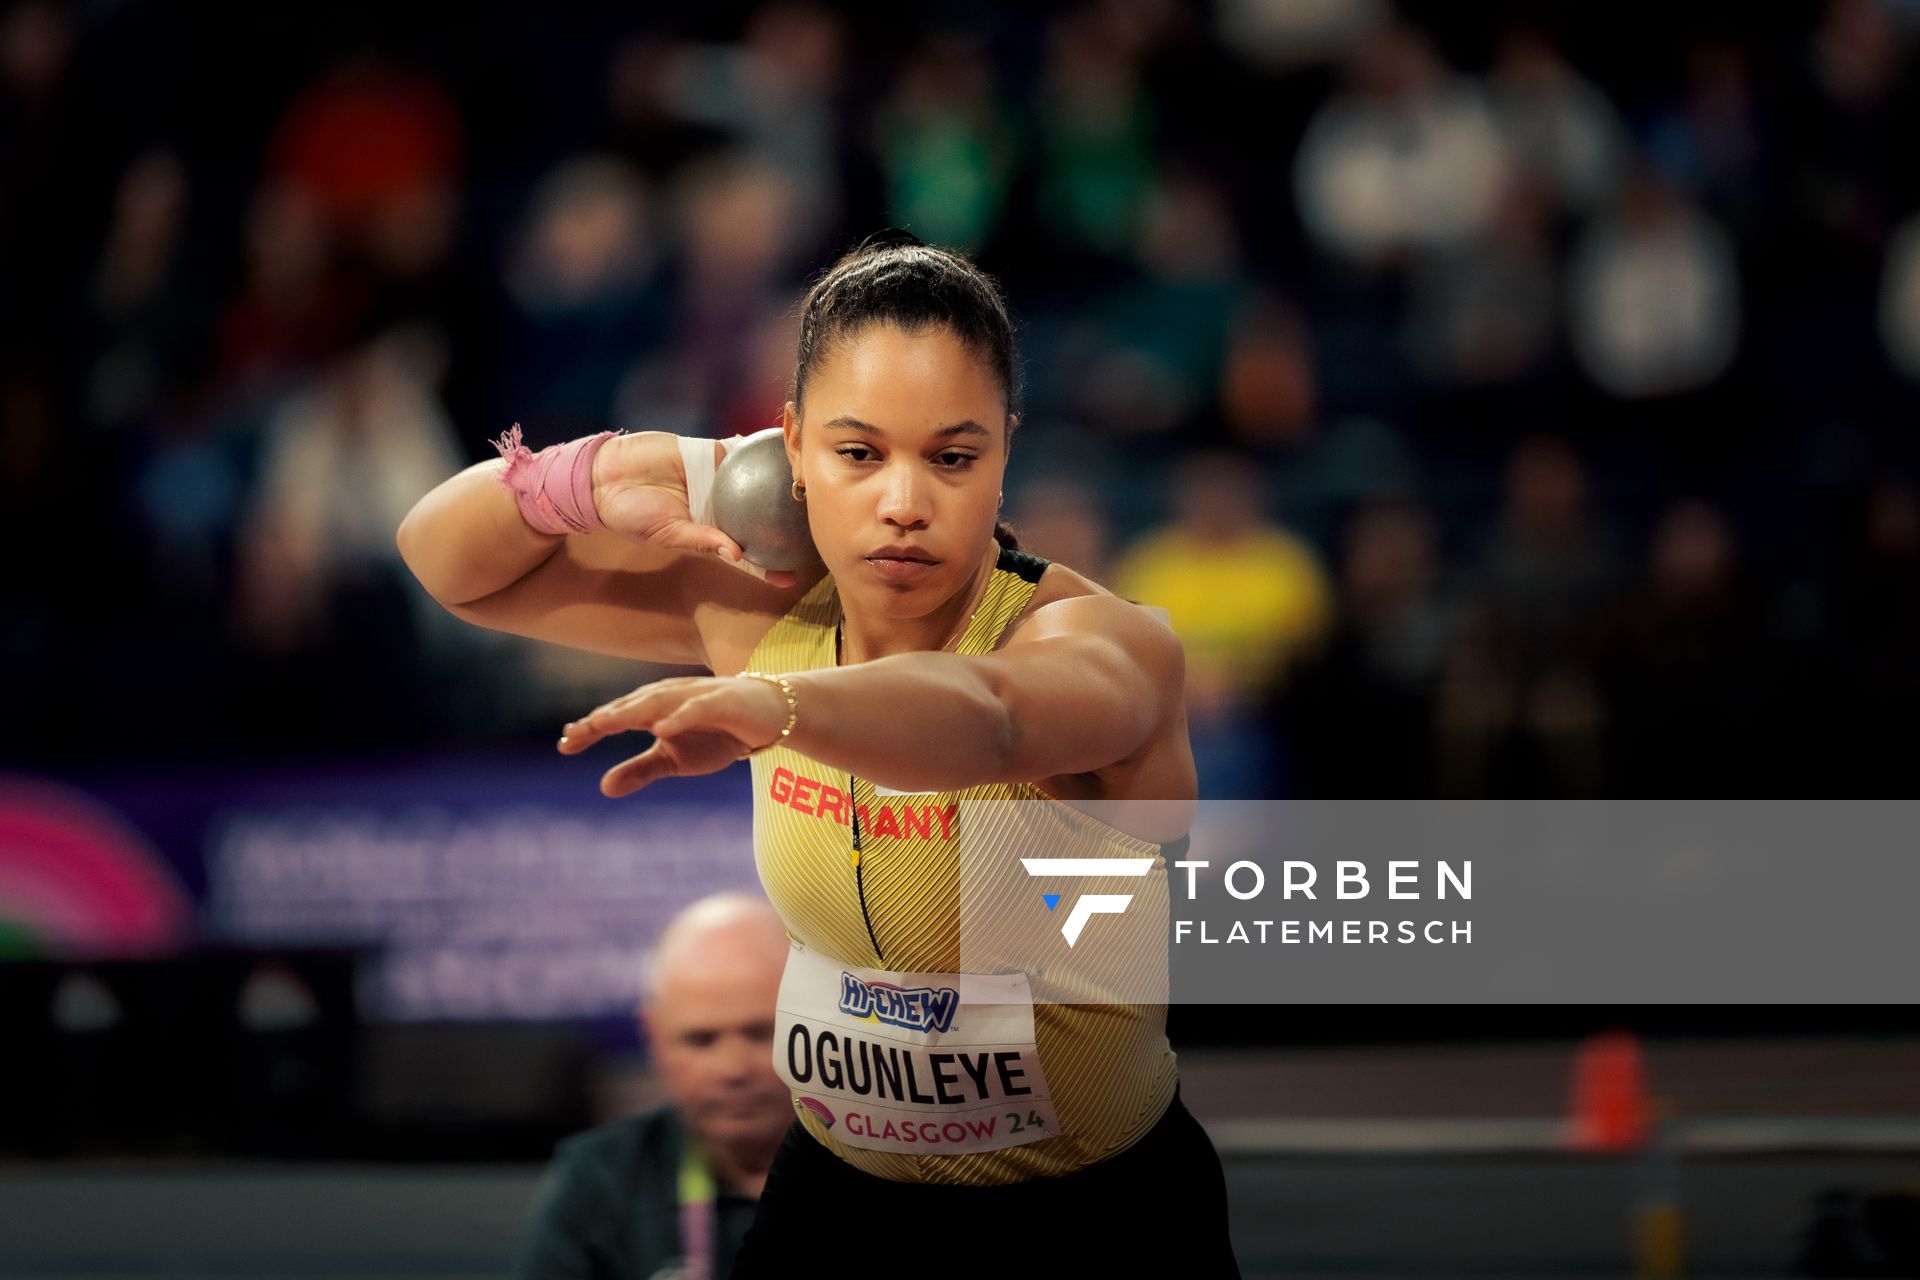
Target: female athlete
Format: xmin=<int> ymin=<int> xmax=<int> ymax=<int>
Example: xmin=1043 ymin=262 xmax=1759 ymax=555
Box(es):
xmin=398 ymin=235 xmax=1239 ymax=1276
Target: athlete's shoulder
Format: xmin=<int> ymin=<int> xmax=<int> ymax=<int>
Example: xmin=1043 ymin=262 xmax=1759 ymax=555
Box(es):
xmin=1006 ymin=552 xmax=1168 ymax=627
xmin=1003 ymin=560 xmax=1184 ymax=678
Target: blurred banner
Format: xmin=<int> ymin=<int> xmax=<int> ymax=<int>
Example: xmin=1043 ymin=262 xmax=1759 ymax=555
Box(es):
xmin=0 ymin=757 xmax=758 ymax=1021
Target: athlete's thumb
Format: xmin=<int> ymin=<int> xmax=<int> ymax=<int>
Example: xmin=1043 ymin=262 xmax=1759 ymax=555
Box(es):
xmin=601 ymin=747 xmax=678 ymax=798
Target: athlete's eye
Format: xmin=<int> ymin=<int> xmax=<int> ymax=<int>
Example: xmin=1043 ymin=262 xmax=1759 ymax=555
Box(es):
xmin=935 ymin=451 xmax=978 ymax=469
xmin=837 ymin=445 xmax=875 ymax=462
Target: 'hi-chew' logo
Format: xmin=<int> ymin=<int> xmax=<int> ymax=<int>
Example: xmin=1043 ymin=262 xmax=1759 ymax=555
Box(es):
xmin=1021 ymin=858 xmax=1156 ymax=946
xmin=838 ymin=972 xmax=960 ymax=1032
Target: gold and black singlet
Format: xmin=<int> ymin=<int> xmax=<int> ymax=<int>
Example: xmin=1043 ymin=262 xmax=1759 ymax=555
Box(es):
xmin=745 ymin=542 xmax=1184 ymax=1186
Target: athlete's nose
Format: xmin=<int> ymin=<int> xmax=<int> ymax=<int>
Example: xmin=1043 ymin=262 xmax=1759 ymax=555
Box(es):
xmin=876 ymin=460 xmax=931 ymax=530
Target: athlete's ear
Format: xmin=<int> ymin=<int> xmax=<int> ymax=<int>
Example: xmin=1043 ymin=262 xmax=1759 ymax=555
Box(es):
xmin=782 ymin=401 xmax=801 ymax=476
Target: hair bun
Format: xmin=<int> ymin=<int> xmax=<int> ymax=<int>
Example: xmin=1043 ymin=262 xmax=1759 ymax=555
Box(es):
xmin=855 ymin=226 xmax=925 ymax=253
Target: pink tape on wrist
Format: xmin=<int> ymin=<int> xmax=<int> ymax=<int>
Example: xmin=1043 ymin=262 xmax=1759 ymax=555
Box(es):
xmin=491 ymin=424 xmax=620 ymax=536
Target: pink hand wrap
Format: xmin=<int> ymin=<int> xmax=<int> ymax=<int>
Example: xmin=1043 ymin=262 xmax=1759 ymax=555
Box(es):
xmin=490 ymin=424 xmax=620 ymax=536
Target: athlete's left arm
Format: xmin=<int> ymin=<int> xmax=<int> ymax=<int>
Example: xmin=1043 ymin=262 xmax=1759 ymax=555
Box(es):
xmin=556 ymin=596 xmax=1181 ymax=798
xmin=968 ymin=594 xmax=1184 ymax=783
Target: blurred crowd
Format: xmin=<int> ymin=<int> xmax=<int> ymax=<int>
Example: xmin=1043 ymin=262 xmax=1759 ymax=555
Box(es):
xmin=4 ymin=0 xmax=1919 ymax=797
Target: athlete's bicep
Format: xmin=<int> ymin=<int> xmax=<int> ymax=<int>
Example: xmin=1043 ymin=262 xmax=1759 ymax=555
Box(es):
xmin=982 ymin=595 xmax=1183 ymax=780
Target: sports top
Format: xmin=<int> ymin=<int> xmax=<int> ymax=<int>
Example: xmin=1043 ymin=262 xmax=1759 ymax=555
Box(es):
xmin=744 ymin=542 xmax=1182 ymax=1186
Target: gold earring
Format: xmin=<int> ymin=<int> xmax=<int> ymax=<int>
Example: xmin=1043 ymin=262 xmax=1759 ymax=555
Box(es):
xmin=791 ymin=479 xmax=806 ymax=502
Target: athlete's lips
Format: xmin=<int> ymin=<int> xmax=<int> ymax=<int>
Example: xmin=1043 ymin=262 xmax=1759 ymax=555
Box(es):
xmin=865 ymin=544 xmax=939 ymax=563
xmin=864 ymin=547 xmax=939 ymax=583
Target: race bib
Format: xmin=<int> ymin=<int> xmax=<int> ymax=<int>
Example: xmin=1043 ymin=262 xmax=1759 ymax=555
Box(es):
xmin=773 ymin=940 xmax=1061 ymax=1155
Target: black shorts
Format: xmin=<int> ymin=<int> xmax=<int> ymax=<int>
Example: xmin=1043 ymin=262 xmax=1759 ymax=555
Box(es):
xmin=732 ymin=1087 xmax=1241 ymax=1279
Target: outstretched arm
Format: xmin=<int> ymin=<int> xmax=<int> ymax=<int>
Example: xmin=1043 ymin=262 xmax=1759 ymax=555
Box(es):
xmin=560 ymin=594 xmax=1183 ymax=797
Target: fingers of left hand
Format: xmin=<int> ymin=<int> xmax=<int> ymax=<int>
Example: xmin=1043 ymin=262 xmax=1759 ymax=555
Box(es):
xmin=650 ymin=688 xmax=726 ymax=737
xmin=559 ymin=682 xmax=703 ymax=752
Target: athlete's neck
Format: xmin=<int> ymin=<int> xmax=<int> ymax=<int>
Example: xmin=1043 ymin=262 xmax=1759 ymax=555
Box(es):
xmin=837 ymin=540 xmax=997 ymax=665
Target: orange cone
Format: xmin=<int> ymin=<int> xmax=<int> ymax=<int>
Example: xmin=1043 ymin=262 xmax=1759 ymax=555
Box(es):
xmin=1567 ymin=1029 xmax=1652 ymax=1152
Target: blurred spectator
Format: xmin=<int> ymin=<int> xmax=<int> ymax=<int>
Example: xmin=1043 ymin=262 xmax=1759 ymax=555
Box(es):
xmin=875 ymin=36 xmax=1018 ymax=251
xmin=1787 ymin=0 xmax=1916 ymax=268
xmin=1567 ymin=166 xmax=1740 ymax=398
xmin=267 ymin=58 xmax=463 ymax=246
xmin=77 ymin=151 xmax=202 ymax=435
xmin=673 ymin=153 xmax=804 ymax=383
xmin=613 ymin=152 xmax=800 ymax=440
xmin=515 ymin=894 xmax=790 ymax=1280
xmin=1439 ymin=437 xmax=1620 ymax=796
xmin=1114 ymin=451 xmax=1332 ymax=795
xmin=648 ymin=2 xmax=847 ymax=258
xmin=502 ymin=156 xmax=661 ymax=433
xmin=1487 ymin=25 xmax=1627 ymax=215
xmin=1057 ymin=169 xmax=1247 ymax=436
xmin=604 ymin=35 xmax=735 ymax=183
xmin=1282 ymin=496 xmax=1453 ymax=796
xmin=129 ymin=405 xmax=246 ymax=605
xmin=215 ymin=181 xmax=367 ymax=409
xmin=1293 ymin=22 xmax=1510 ymax=266
xmin=1220 ymin=293 xmax=1317 ymax=448
xmin=1034 ymin=5 xmax=1160 ymax=263
xmin=1774 ymin=0 xmax=1920 ymax=410
xmin=1216 ymin=0 xmax=1385 ymax=71
xmin=261 ymin=57 xmax=471 ymax=408
xmin=1600 ymin=499 xmax=1770 ymax=793
xmin=1646 ymin=37 xmax=1768 ymax=232
xmin=230 ymin=328 xmax=463 ymax=742
xmin=1273 ymin=414 xmax=1423 ymax=551
xmin=1404 ymin=175 xmax=1559 ymax=387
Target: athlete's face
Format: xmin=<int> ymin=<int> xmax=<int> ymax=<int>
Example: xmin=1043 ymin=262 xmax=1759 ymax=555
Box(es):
xmin=641 ymin=938 xmax=791 ymax=1149
xmin=785 ymin=323 xmax=1010 ymax=618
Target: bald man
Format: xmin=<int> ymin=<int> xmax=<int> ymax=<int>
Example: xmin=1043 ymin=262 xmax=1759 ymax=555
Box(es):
xmin=515 ymin=893 xmax=793 ymax=1280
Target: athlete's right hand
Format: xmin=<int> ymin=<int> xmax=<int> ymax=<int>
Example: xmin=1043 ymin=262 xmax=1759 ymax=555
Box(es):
xmin=590 ymin=432 xmax=797 ymax=587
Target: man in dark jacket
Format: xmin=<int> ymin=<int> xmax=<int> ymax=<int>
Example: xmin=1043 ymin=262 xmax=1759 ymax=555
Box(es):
xmin=515 ymin=893 xmax=793 ymax=1280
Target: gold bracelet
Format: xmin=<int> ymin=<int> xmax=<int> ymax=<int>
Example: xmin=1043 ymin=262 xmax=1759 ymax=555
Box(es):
xmin=735 ymin=671 xmax=798 ymax=759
